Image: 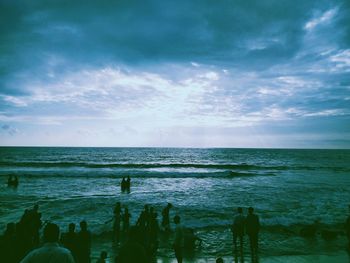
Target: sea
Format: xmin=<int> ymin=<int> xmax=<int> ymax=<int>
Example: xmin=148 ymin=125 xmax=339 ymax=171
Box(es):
xmin=1 ymin=147 xmax=350 ymax=260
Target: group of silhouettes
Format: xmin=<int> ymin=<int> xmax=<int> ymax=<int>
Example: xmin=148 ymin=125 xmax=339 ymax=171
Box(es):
xmin=0 ymin=205 xmax=92 ymax=263
xmin=0 ymin=204 xmax=42 ymax=262
xmin=120 ymin=176 xmax=131 ymax=193
xmin=0 ymin=202 xmax=204 ymax=263
xmin=2 ymin=175 xmax=350 ymax=263
xmin=230 ymin=207 xmax=260 ymax=263
xmin=107 ymin=201 xmax=201 ymax=263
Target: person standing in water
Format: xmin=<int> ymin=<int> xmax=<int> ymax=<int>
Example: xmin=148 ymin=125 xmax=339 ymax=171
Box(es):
xmin=173 ymin=215 xmax=184 ymax=263
xmin=77 ymin=220 xmax=91 ymax=263
xmin=161 ymin=203 xmax=173 ymax=232
xmin=231 ymin=207 xmax=245 ymax=262
xmin=246 ymin=207 xmax=260 ymax=262
xmin=126 ymin=176 xmax=131 ymax=192
xmin=121 ymin=178 xmax=127 ymax=192
xmin=61 ymin=223 xmax=78 ymax=262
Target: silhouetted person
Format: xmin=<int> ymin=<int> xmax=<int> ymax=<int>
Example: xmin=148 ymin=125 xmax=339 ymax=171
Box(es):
xmin=346 ymin=205 xmax=350 ymax=252
xmin=161 ymin=203 xmax=172 ymax=232
xmin=0 ymin=222 xmax=17 ymax=263
xmin=113 ymin=202 xmax=122 ymax=243
xmin=7 ymin=175 xmax=18 ymax=187
xmin=77 ymin=220 xmax=91 ymax=263
xmin=121 ymin=178 xmax=127 ymax=192
xmin=13 ymin=175 xmax=19 ymax=187
xmin=96 ymin=251 xmax=107 ymax=263
xmin=61 ymin=223 xmax=78 ymax=261
xmin=173 ymin=215 xmax=184 ymax=263
xmin=137 ymin=205 xmax=149 ymax=228
xmin=231 ymin=207 xmax=245 ymax=262
xmin=122 ymin=207 xmax=131 ymax=232
xmin=246 ymin=207 xmax=260 ymax=262
xmin=126 ymin=176 xmax=131 ymax=192
xmin=16 ymin=205 xmax=42 ymax=257
xmin=216 ymin=258 xmax=224 ymax=263
xmin=118 ymin=226 xmax=149 ymax=263
xmin=17 ymin=209 xmax=33 ymax=261
xmin=29 ymin=204 xmax=42 ymax=246
xmin=149 ymin=212 xmax=160 ymax=254
xmin=20 ymin=223 xmax=74 ymax=263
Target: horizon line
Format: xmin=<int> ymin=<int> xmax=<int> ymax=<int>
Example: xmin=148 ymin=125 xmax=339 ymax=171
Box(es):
xmin=1 ymin=145 xmax=349 ymax=150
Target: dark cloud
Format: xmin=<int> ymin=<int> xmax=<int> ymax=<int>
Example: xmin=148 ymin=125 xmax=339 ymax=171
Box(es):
xmin=1 ymin=0 xmax=350 ymax=147
xmin=2 ymin=0 xmax=347 ymax=90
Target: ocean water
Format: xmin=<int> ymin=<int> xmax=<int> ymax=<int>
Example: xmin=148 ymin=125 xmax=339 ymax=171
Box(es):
xmin=1 ymin=147 xmax=350 ymax=259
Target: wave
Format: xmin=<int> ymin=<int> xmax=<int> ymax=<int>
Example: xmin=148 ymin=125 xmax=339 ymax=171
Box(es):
xmin=90 ymin=221 xmax=345 ymax=238
xmin=0 ymin=161 xmax=300 ymax=170
xmin=0 ymin=170 xmax=274 ymax=179
xmin=1 ymin=161 xmax=349 ymax=172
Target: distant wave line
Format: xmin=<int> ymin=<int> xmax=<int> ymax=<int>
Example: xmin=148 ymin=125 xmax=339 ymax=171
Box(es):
xmin=0 ymin=161 xmax=278 ymax=169
xmin=1 ymin=161 xmax=349 ymax=172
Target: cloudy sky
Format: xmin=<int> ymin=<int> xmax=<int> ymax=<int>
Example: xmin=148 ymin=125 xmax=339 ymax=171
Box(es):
xmin=0 ymin=0 xmax=350 ymax=148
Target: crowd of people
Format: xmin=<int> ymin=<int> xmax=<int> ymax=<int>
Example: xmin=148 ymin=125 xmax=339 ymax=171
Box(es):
xmin=0 ymin=200 xmax=205 ymax=263
xmin=1 ymin=177 xmax=350 ymax=263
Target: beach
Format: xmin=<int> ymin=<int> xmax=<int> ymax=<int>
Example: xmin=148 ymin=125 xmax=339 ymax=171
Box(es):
xmin=1 ymin=147 xmax=350 ymax=261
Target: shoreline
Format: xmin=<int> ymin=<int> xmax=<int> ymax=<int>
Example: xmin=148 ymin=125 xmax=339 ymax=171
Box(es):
xmin=90 ymin=234 xmax=349 ymax=262
xmin=152 ymin=252 xmax=350 ymax=263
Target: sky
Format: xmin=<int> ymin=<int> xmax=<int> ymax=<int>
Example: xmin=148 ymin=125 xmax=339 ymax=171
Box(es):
xmin=0 ymin=0 xmax=350 ymax=148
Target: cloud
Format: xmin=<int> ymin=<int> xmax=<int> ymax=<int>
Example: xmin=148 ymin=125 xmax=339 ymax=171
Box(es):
xmin=304 ymin=8 xmax=338 ymax=31
xmin=0 ymin=0 xmax=350 ymax=147
xmin=1 ymin=124 xmax=19 ymax=136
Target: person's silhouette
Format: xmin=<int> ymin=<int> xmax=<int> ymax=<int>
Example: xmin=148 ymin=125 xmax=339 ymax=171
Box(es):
xmin=121 ymin=178 xmax=126 ymax=192
xmin=173 ymin=215 xmax=184 ymax=263
xmin=118 ymin=226 xmax=148 ymax=263
xmin=161 ymin=203 xmax=172 ymax=232
xmin=20 ymin=223 xmax=74 ymax=263
xmin=246 ymin=207 xmax=260 ymax=263
xmin=231 ymin=207 xmax=245 ymax=262
xmin=77 ymin=220 xmax=91 ymax=263
xmin=1 ymin=223 xmax=17 ymax=263
xmin=61 ymin=223 xmax=78 ymax=261
xmin=126 ymin=176 xmax=131 ymax=192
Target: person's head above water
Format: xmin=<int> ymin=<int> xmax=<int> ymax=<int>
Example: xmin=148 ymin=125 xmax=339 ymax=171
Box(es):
xmin=248 ymin=207 xmax=254 ymax=214
xmin=44 ymin=223 xmax=60 ymax=243
xmin=237 ymin=207 xmax=243 ymax=214
xmin=80 ymin=220 xmax=87 ymax=231
xmin=173 ymin=215 xmax=180 ymax=224
xmin=69 ymin=223 xmax=75 ymax=232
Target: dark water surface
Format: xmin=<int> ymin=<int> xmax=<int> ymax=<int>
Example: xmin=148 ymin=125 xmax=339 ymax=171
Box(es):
xmin=1 ymin=147 xmax=350 ymax=258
